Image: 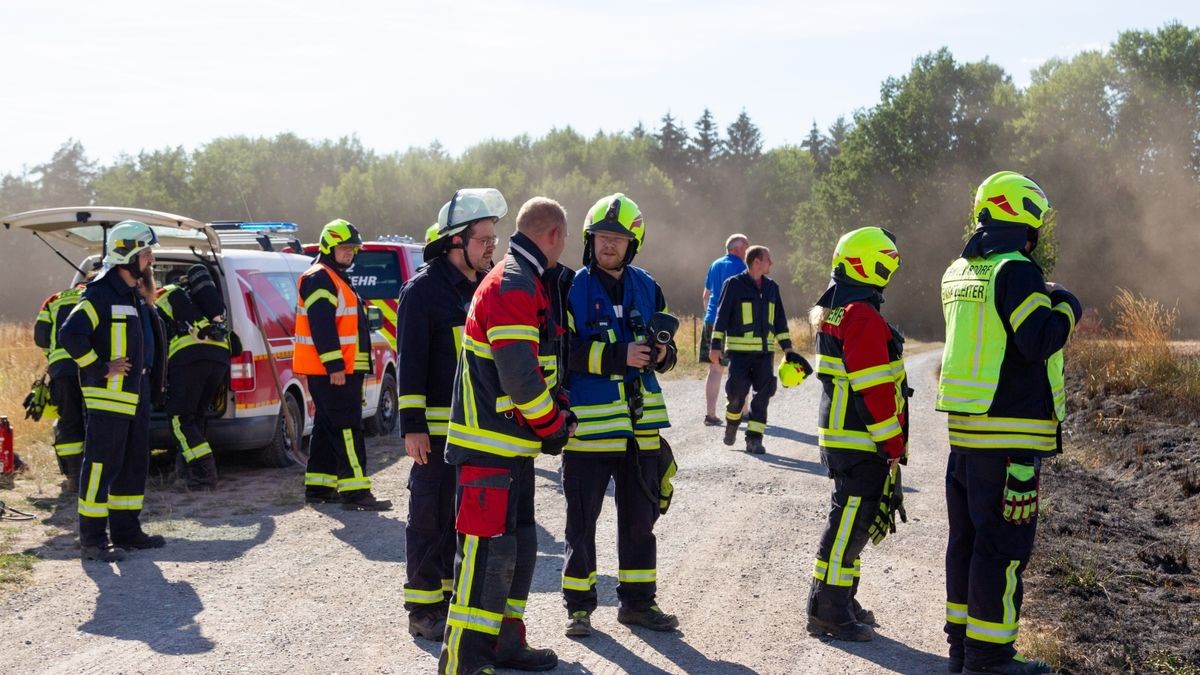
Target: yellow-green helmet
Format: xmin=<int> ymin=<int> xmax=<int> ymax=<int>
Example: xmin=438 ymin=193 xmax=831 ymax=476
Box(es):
xmin=104 ymin=220 xmax=159 ymax=265
xmin=973 ymin=171 xmax=1053 ymax=229
xmin=318 ymin=218 xmax=363 ymax=255
xmin=425 ymin=223 xmax=441 ymax=244
xmin=778 ymin=359 xmax=808 ymax=388
xmin=831 ymin=227 xmax=900 ymax=288
xmin=585 ymin=193 xmax=644 ymax=250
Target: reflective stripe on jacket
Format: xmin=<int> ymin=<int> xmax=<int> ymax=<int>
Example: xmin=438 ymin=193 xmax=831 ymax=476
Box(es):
xmin=35 ymin=286 xmax=85 ymax=378
xmin=154 ymin=285 xmax=230 ymax=363
xmin=711 ymin=271 xmax=792 ymax=353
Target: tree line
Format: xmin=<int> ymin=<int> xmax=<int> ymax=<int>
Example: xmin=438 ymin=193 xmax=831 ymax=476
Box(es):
xmin=3 ymin=23 xmax=1197 ymax=337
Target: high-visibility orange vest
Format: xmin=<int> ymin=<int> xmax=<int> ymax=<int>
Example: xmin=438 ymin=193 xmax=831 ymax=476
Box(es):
xmin=294 ymin=263 xmax=362 ymax=375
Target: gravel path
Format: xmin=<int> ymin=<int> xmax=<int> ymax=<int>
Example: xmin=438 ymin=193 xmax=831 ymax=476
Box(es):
xmin=0 ymin=349 xmax=952 ymax=674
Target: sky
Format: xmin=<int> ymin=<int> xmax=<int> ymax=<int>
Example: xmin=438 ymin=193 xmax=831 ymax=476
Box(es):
xmin=1 ymin=0 xmax=1196 ymax=176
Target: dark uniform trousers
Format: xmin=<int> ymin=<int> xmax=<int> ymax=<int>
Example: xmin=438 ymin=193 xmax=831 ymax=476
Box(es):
xmin=49 ymin=374 xmax=86 ymax=471
xmin=405 ymin=436 xmax=456 ymax=613
xmin=808 ymin=450 xmax=888 ymax=624
xmin=305 ymin=373 xmax=371 ymax=495
xmin=166 ymin=359 xmax=228 ymax=463
xmin=945 ymin=452 xmax=1038 ymax=669
xmin=77 ymin=378 xmax=151 ymax=548
xmin=725 ymin=352 xmax=776 ymax=438
xmin=562 ymin=443 xmax=660 ymax=614
xmin=440 ymin=455 xmax=537 ymax=675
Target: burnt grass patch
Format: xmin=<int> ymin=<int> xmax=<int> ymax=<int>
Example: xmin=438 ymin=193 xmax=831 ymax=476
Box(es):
xmin=1023 ymin=367 xmax=1200 ymax=673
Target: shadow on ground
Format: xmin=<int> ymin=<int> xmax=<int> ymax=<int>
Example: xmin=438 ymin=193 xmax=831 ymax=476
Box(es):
xmin=81 ymin=558 xmax=214 ymax=655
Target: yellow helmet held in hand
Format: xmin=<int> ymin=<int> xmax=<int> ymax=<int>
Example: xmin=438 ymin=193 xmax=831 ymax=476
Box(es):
xmin=831 ymin=227 xmax=900 ymax=288
xmin=318 ymin=218 xmax=363 ymax=255
xmin=973 ymin=171 xmax=1053 ymax=229
xmin=778 ymin=359 xmax=807 ymax=388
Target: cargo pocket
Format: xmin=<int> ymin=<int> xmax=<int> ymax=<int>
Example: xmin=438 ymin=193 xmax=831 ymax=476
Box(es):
xmin=455 ymin=465 xmax=512 ymax=537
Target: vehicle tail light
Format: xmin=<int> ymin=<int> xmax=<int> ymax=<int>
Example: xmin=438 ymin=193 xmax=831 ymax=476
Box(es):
xmin=230 ymin=350 xmax=257 ymax=392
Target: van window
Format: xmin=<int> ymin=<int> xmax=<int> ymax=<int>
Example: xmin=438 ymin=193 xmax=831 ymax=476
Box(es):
xmin=347 ymin=250 xmax=401 ymax=300
xmin=404 ymin=247 xmax=424 ymax=279
xmin=246 ymin=272 xmax=298 ymax=339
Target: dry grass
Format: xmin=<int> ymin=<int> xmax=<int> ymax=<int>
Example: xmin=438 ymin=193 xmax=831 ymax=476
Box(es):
xmin=0 ymin=323 xmax=60 ymax=488
xmin=1070 ymin=289 xmax=1200 ymax=411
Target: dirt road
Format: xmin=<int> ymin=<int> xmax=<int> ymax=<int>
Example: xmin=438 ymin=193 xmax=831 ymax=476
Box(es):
xmin=0 ymin=349 xmax=952 ymax=674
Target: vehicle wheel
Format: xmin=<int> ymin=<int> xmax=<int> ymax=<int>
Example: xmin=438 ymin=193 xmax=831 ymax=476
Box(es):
xmin=365 ymin=371 xmax=398 ymax=437
xmin=259 ymin=389 xmax=306 ymax=468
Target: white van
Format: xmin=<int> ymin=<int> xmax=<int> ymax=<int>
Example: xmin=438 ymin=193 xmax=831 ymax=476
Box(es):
xmin=2 ymin=207 xmax=398 ymax=467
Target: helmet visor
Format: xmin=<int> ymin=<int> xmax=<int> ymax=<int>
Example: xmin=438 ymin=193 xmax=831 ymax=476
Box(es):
xmin=112 ymin=228 xmax=159 ymax=257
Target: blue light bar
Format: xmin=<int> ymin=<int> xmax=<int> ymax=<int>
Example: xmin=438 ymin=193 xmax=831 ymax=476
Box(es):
xmin=239 ymin=222 xmax=298 ymax=232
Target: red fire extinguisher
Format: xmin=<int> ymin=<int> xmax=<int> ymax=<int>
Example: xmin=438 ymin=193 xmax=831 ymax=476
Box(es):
xmin=0 ymin=415 xmax=14 ymax=482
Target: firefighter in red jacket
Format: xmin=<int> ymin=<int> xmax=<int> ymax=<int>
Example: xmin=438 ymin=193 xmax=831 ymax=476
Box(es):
xmin=399 ymin=189 xmax=502 ymax=641
xmin=438 ymin=197 xmax=573 ymax=675
xmin=807 ymin=227 xmax=909 ymax=642
xmin=295 ymin=219 xmax=391 ymax=511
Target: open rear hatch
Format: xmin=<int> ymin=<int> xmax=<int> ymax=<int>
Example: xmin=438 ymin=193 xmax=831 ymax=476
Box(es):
xmin=2 ymin=207 xmax=218 ymax=267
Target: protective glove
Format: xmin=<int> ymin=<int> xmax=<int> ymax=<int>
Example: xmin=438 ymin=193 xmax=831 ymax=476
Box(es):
xmin=1002 ymin=459 xmax=1039 ymax=524
xmin=785 ymin=351 xmax=814 ymax=376
xmin=869 ymin=466 xmax=908 ymax=545
xmin=22 ymin=374 xmax=51 ymax=422
xmin=540 ymin=411 xmax=576 ymax=456
xmin=197 ymin=321 xmax=229 ymax=341
xmin=658 ymin=437 xmax=677 ymax=515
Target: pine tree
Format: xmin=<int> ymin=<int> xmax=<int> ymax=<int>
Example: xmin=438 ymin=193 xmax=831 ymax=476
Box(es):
xmin=690 ymin=108 xmax=723 ymax=165
xmin=801 ymin=121 xmax=830 ymax=175
xmin=653 ymin=111 xmax=690 ymax=175
xmin=724 ymin=109 xmax=763 ymax=162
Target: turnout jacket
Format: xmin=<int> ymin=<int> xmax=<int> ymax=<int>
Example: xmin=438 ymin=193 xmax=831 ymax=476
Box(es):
xmin=295 ymin=255 xmax=372 ymax=376
xmin=34 ymin=285 xmax=85 ymax=379
xmin=815 ymin=295 xmax=908 ymax=460
xmin=396 ymin=256 xmax=478 ymax=438
xmin=59 ymin=269 xmax=167 ymax=417
xmin=445 ymin=232 xmax=569 ymax=462
xmin=564 ymin=264 xmax=675 ymax=456
xmin=711 ymin=271 xmax=793 ymax=354
xmin=154 ymin=284 xmax=230 ymax=366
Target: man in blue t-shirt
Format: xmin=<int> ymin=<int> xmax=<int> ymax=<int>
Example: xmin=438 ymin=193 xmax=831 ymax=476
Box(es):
xmin=700 ymin=233 xmax=748 ymax=425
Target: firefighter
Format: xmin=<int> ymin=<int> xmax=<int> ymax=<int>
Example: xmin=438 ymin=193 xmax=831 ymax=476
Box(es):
xmin=709 ymin=246 xmax=802 ymax=454
xmin=560 ymin=193 xmax=680 ymax=638
xmin=937 ymin=173 xmax=1080 ymax=675
xmin=398 ymin=190 xmax=502 ymax=641
xmin=295 ymin=219 xmax=391 ymax=511
xmin=806 ymin=227 xmax=908 ymax=642
xmin=156 ymin=265 xmax=230 ymax=490
xmin=33 ymin=273 xmax=94 ymax=492
xmin=700 ymin=234 xmax=748 ymax=426
xmin=438 ymin=196 xmax=572 ymax=675
xmin=59 ymin=220 xmax=168 ymax=562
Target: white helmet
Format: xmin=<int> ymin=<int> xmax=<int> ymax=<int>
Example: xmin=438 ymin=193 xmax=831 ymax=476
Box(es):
xmin=425 ymin=188 xmax=507 ymax=261
xmin=104 ymin=220 xmax=159 ymax=265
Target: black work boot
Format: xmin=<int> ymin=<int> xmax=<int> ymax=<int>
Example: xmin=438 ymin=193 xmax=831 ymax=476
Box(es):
xmin=113 ymin=531 xmax=166 ymax=550
xmin=81 ymin=543 xmax=127 ymax=562
xmin=408 ymin=607 xmax=447 ymax=641
xmin=495 ymin=618 xmax=558 ymax=671
xmin=963 ymin=655 xmax=1051 ymax=675
xmin=745 ymin=436 xmax=766 ymax=455
xmin=62 ymin=454 xmax=83 ymax=494
xmin=341 ymin=491 xmax=393 ymax=511
xmin=806 ymin=615 xmax=875 ymax=641
xmin=852 ymin=598 xmax=877 ymax=626
xmin=305 ymin=489 xmax=338 ymax=504
xmin=617 ymin=604 xmax=679 ymax=631
xmin=186 ymin=454 xmax=219 ymax=491
xmin=723 ymin=420 xmax=739 ymax=446
xmin=564 ymin=610 xmax=592 ymax=638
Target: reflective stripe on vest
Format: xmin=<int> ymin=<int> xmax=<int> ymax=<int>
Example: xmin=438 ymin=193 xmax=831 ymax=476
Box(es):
xmin=294 ymin=263 xmax=362 ymax=375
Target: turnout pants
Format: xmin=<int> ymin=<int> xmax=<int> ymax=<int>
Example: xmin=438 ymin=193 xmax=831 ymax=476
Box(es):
xmin=945 ymin=452 xmax=1038 ymax=670
xmin=725 ymin=352 xmax=777 ymax=438
xmin=304 ymin=373 xmax=372 ymax=495
xmin=77 ymin=385 xmax=151 ymax=548
xmin=165 ymin=358 xmax=228 ymax=464
xmin=440 ymin=455 xmax=537 ymax=675
xmin=49 ymin=374 xmax=85 ymax=473
xmin=561 ymin=442 xmax=661 ymax=614
xmin=405 ymin=436 xmax=456 ymax=614
xmin=808 ymin=450 xmax=888 ymax=625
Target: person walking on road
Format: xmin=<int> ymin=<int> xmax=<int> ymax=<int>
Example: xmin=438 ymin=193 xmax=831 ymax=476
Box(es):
xmin=937 ymin=172 xmax=1081 ymax=675
xmin=806 ymin=227 xmax=909 ymax=642
xmin=398 ymin=189 xmax=502 ymax=641
xmin=560 ymin=193 xmax=680 ymax=639
xmin=295 ymin=219 xmax=391 ymax=512
xmin=700 ymin=234 xmax=747 ymax=426
xmin=709 ymin=245 xmax=801 ymax=454
xmin=438 ymin=197 xmax=573 ymax=675
xmin=59 ymin=220 xmax=168 ymax=562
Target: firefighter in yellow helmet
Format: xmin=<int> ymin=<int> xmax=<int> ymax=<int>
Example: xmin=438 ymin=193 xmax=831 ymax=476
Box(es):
xmin=806 ymin=226 xmax=909 ymax=642
xmin=295 ymin=219 xmax=391 ymax=511
xmin=938 ymin=172 xmax=1081 ymax=675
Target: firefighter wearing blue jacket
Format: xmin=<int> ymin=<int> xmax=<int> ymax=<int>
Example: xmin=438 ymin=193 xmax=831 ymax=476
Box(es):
xmin=937 ymin=172 xmax=1082 ymax=675
xmin=561 ymin=194 xmax=680 ymax=639
xmin=709 ymin=246 xmax=799 ymax=454
xmin=397 ymin=189 xmax=502 ymax=641
xmin=59 ymin=220 xmax=168 ymax=562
